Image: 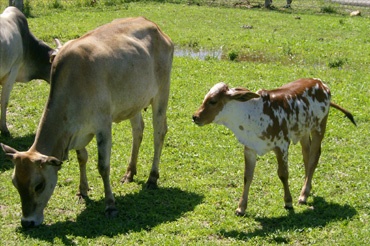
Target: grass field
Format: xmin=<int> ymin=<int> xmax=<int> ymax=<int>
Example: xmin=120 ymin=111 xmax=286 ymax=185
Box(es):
xmin=0 ymin=1 xmax=369 ymax=245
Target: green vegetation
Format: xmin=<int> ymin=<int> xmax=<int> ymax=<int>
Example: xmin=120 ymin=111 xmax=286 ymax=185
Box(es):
xmin=0 ymin=1 xmax=369 ymax=245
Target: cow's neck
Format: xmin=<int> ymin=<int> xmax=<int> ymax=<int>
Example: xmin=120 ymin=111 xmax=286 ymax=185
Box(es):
xmin=214 ymin=99 xmax=274 ymax=155
xmin=24 ymin=35 xmax=52 ymax=82
xmin=30 ymin=105 xmax=71 ymax=160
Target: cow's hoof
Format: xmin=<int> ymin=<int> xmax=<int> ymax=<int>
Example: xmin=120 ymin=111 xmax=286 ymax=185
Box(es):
xmin=1 ymin=130 xmax=11 ymax=138
xmin=145 ymin=181 xmax=158 ymax=190
xmin=284 ymin=205 xmax=294 ymax=210
xmin=77 ymin=192 xmax=90 ymax=204
xmin=105 ymin=207 xmax=118 ymax=218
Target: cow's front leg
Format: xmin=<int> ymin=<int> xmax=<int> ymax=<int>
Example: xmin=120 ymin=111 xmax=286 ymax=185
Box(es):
xmin=121 ymin=112 xmax=144 ymax=183
xmin=76 ymin=148 xmax=89 ymax=200
xmin=0 ymin=69 xmax=17 ymax=137
xmin=236 ymin=147 xmax=257 ymax=216
xmin=96 ymin=127 xmax=118 ymax=218
xmin=274 ymin=146 xmax=293 ymax=209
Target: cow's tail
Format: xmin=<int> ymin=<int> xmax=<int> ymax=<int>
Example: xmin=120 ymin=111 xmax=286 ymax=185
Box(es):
xmin=330 ymin=102 xmax=357 ymax=126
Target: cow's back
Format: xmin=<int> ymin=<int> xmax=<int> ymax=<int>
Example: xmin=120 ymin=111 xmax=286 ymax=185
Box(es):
xmin=260 ymin=79 xmax=331 ymax=145
xmin=49 ymin=17 xmax=173 ymax=127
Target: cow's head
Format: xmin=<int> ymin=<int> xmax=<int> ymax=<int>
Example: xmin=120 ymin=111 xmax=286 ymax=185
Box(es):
xmin=1 ymin=144 xmax=62 ymax=228
xmin=192 ymin=82 xmax=260 ymax=126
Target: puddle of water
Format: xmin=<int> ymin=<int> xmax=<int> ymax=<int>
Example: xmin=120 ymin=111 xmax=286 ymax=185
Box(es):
xmin=174 ymin=46 xmax=295 ymax=64
xmin=174 ymin=46 xmax=223 ymax=60
xmin=174 ymin=46 xmax=269 ymax=63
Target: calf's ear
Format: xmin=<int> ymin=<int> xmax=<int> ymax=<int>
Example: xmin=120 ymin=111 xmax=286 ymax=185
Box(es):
xmin=227 ymin=88 xmax=260 ymax=102
xmin=1 ymin=143 xmax=18 ymax=160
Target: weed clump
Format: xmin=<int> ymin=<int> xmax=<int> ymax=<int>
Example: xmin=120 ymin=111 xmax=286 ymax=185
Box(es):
xmin=228 ymin=51 xmax=239 ymax=61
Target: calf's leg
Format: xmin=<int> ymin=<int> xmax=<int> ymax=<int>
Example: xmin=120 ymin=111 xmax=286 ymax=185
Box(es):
xmin=299 ymin=117 xmax=327 ymax=204
xmin=236 ymin=147 xmax=257 ymax=216
xmin=274 ymin=146 xmax=293 ymax=209
xmin=300 ymin=134 xmax=311 ymax=180
xmin=121 ymin=112 xmax=144 ymax=183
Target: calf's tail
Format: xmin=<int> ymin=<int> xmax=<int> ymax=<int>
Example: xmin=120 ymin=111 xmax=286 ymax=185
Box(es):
xmin=330 ymin=102 xmax=357 ymax=126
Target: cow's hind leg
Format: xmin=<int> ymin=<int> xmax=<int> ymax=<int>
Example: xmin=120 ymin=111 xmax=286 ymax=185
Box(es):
xmin=274 ymin=146 xmax=293 ymax=209
xmin=76 ymin=148 xmax=89 ymax=200
xmin=96 ymin=125 xmax=118 ymax=217
xmin=121 ymin=112 xmax=144 ymax=183
xmin=146 ymin=85 xmax=169 ymax=189
xmin=299 ymin=117 xmax=327 ymax=204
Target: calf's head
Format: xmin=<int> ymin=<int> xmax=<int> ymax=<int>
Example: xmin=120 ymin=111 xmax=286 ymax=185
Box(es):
xmin=192 ymin=82 xmax=260 ymax=126
xmin=1 ymin=144 xmax=62 ymax=228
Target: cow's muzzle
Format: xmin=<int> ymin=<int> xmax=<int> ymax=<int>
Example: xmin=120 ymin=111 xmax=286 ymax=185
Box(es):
xmin=21 ymin=219 xmax=36 ymax=228
xmin=21 ymin=215 xmax=43 ymax=229
xmin=192 ymin=115 xmax=203 ymax=126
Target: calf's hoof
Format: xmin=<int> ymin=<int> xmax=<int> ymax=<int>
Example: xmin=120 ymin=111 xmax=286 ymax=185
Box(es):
xmin=298 ymin=198 xmax=307 ymax=205
xmin=235 ymin=208 xmax=245 ymax=217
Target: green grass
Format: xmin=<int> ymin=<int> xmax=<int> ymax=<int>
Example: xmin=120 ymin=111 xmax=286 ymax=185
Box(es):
xmin=1 ymin=1 xmax=369 ymax=245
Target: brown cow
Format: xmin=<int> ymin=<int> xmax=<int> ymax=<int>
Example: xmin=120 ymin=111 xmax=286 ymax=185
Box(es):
xmin=0 ymin=7 xmax=59 ymax=136
xmin=193 ymin=78 xmax=356 ymax=216
xmin=1 ymin=17 xmax=173 ymax=228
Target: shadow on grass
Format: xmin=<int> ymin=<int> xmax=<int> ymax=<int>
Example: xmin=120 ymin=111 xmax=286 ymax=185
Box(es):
xmin=220 ymin=196 xmax=357 ymax=243
xmin=0 ymin=133 xmax=35 ymax=172
xmin=20 ymin=187 xmax=203 ymax=244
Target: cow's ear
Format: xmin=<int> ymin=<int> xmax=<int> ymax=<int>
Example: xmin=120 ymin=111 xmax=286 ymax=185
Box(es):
xmin=49 ymin=50 xmax=58 ymax=63
xmin=227 ymin=88 xmax=260 ymax=102
xmin=1 ymin=143 xmax=18 ymax=160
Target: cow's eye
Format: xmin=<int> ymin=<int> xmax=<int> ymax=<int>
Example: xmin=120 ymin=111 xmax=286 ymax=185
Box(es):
xmin=35 ymin=182 xmax=45 ymax=193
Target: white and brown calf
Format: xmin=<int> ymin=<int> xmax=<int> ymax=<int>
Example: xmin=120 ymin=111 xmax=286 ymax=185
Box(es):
xmin=193 ymin=78 xmax=356 ymax=216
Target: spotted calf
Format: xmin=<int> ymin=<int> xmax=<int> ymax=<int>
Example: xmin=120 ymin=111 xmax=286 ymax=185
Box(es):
xmin=193 ymin=78 xmax=356 ymax=215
